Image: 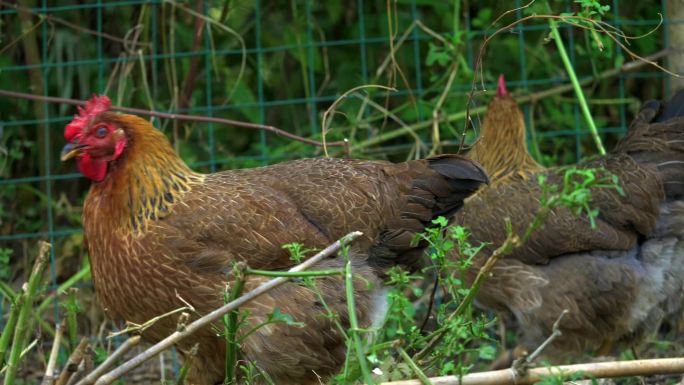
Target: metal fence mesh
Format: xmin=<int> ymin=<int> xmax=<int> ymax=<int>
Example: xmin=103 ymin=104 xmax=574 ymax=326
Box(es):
xmin=0 ymin=0 xmax=678 ymax=378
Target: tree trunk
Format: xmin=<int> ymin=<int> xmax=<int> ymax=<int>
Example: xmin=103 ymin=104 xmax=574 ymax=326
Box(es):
xmin=667 ymin=0 xmax=684 ymax=95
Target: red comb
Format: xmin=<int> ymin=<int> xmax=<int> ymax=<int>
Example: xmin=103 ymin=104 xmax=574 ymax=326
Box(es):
xmin=64 ymin=95 xmax=112 ymax=141
xmin=496 ymin=74 xmax=508 ymax=97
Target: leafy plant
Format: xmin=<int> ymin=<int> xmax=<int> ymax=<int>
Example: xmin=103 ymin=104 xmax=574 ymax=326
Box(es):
xmin=539 ymin=166 xmax=624 ymax=228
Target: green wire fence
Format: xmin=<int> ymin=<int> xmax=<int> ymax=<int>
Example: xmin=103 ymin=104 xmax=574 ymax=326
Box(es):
xmin=0 ymin=0 xmax=678 ymax=379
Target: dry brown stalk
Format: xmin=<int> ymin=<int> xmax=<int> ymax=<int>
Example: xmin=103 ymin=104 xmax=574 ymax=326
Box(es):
xmin=74 ymin=336 xmax=141 ymax=385
xmin=40 ymin=322 xmax=66 ymax=385
xmin=55 ymin=338 xmax=89 ymax=385
xmin=380 ymin=358 xmax=684 ymax=385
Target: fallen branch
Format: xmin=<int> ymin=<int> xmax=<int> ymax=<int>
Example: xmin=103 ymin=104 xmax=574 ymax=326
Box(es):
xmin=379 ymin=357 xmax=684 ymax=385
xmin=92 ymin=231 xmax=363 ymax=385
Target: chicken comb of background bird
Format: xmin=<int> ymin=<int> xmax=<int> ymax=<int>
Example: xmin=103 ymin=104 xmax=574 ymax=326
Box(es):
xmin=467 ymin=75 xmax=543 ymax=182
xmin=64 ymin=95 xmax=112 ymax=141
xmin=496 ymin=74 xmax=508 ymax=97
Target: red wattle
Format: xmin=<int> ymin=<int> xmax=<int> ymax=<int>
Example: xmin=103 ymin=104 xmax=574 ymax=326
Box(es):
xmin=77 ymin=154 xmax=108 ymax=182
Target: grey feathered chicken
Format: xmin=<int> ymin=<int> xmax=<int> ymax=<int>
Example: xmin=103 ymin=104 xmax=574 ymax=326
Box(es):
xmin=454 ymin=92 xmax=684 ymax=361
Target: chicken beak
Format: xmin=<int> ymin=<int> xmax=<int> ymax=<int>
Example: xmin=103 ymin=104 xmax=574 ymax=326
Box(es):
xmin=60 ymin=142 xmax=86 ymax=161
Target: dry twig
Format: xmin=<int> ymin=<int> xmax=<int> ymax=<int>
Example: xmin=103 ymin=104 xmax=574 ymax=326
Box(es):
xmin=320 ymin=85 xmax=396 ymax=157
xmin=41 ymin=322 xmax=67 ymax=385
xmin=74 ymin=336 xmax=141 ymax=385
xmin=0 ymin=89 xmax=347 ymax=148
xmin=523 ymin=310 xmax=569 ymax=365
xmin=107 ymin=305 xmax=193 ymax=339
xmin=55 ymin=338 xmax=89 ymax=385
xmin=65 ymin=359 xmax=90 ymax=385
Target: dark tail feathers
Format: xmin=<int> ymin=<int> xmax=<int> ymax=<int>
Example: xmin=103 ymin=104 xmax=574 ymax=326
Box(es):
xmin=370 ymin=155 xmax=488 ymax=272
xmin=655 ymin=90 xmax=684 ymax=122
xmin=617 ymin=90 xmax=684 ymax=200
xmin=425 ymin=155 xmax=490 ymax=217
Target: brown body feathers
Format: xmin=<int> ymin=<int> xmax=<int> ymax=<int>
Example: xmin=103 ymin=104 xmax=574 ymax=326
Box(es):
xmin=64 ymin=99 xmax=487 ymax=384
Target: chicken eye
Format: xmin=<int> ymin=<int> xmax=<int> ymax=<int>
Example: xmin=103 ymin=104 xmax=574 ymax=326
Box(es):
xmin=95 ymin=126 xmax=108 ymax=138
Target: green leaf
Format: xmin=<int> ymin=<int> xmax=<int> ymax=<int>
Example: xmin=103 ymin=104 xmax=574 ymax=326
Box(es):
xmin=268 ymin=308 xmax=304 ymax=327
xmin=471 ymin=8 xmax=492 ymax=28
xmin=426 ymin=43 xmax=451 ymax=67
xmin=432 ymin=216 xmax=449 ymax=228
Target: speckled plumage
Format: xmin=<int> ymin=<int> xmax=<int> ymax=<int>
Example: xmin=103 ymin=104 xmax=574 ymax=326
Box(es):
xmin=454 ymin=93 xmax=684 ymax=359
xmin=68 ymin=106 xmax=487 ymax=384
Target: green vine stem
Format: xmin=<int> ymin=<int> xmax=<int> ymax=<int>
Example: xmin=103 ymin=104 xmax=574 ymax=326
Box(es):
xmin=549 ymin=19 xmax=606 ymax=155
xmin=4 ymin=241 xmax=50 ymax=385
xmin=224 ymin=263 xmax=246 ymax=384
xmin=0 ymin=296 xmax=19 ymax=366
xmin=344 ymin=250 xmax=375 ymax=384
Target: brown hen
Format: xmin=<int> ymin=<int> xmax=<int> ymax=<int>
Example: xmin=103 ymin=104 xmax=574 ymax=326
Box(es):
xmin=468 ymin=75 xmax=543 ymax=182
xmin=60 ymin=96 xmax=488 ymax=384
xmin=454 ymin=92 xmax=684 ymax=362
